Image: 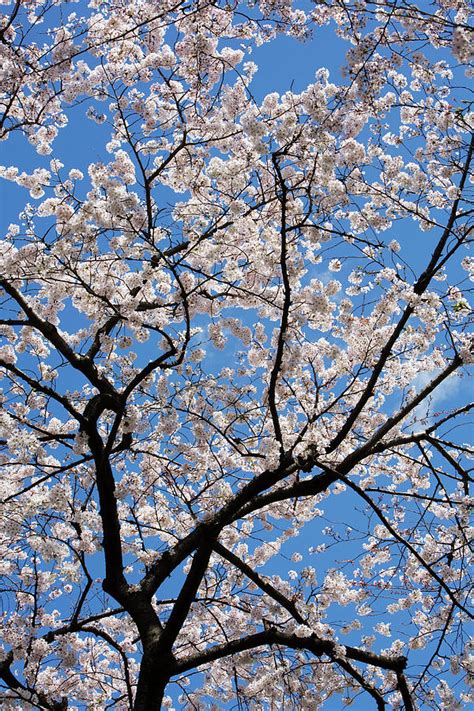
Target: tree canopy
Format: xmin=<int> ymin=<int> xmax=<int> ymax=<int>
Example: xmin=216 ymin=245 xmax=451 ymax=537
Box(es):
xmin=0 ymin=1 xmax=473 ymax=709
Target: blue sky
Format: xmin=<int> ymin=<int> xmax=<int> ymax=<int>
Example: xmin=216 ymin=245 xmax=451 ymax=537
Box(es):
xmin=1 ymin=3 xmax=472 ymax=709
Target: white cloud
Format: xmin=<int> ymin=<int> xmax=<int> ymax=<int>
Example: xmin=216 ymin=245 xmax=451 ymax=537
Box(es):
xmin=409 ymin=370 xmax=463 ymax=431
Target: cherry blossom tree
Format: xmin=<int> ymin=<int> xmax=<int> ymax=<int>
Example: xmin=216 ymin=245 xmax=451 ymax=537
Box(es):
xmin=0 ymin=1 xmax=473 ymax=709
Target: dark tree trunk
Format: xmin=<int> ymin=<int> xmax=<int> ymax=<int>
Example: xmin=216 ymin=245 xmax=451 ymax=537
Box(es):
xmin=133 ymin=649 xmax=173 ymax=711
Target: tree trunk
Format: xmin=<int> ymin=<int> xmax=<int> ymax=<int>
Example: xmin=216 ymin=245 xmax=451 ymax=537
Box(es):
xmin=133 ymin=650 xmax=172 ymax=711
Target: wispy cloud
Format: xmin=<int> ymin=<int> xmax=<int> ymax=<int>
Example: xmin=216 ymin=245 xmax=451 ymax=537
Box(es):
xmin=409 ymin=370 xmax=463 ymax=431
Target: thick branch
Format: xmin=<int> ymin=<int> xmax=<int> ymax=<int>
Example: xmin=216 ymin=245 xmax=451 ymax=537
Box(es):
xmin=267 ymin=151 xmax=292 ymax=453
xmin=0 ymin=279 xmax=117 ymax=396
xmin=214 ymin=541 xmax=306 ymax=624
xmin=174 ymin=628 xmax=409 ymax=689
